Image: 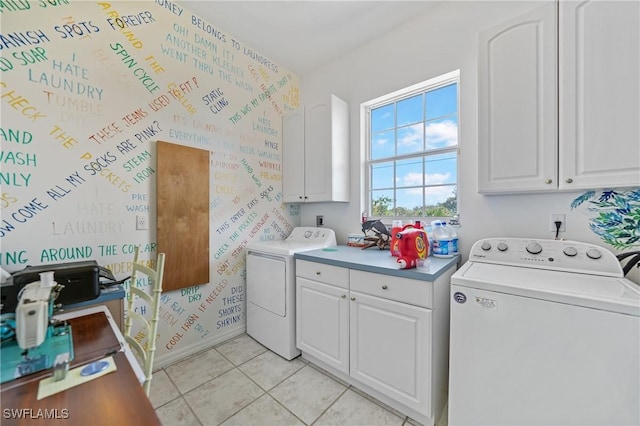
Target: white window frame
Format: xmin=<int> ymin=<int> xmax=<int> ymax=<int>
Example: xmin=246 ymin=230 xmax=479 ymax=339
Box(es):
xmin=362 ymin=69 xmax=460 ymax=224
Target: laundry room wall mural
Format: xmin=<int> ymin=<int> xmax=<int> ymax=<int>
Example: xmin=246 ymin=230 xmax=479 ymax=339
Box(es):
xmin=0 ymin=0 xmax=300 ymax=365
xmin=571 ymin=188 xmax=640 ymax=277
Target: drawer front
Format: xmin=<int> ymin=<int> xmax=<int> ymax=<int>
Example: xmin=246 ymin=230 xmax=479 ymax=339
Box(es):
xmin=350 ymin=270 xmax=432 ymax=308
xmin=296 ymin=260 xmax=349 ymax=289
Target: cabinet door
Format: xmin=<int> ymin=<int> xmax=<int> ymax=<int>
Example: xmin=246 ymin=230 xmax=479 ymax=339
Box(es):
xmin=349 ymin=291 xmax=432 ymax=415
xmin=304 ymin=102 xmax=332 ymax=202
xmin=296 ymin=277 xmax=349 ymax=374
xmin=559 ymin=0 xmax=640 ymax=189
xmin=282 ymin=108 xmax=306 ymax=202
xmin=478 ymin=3 xmax=558 ymax=193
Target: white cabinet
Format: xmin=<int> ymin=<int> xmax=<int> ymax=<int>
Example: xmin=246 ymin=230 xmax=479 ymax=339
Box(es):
xmin=282 ymin=95 xmax=350 ymax=203
xmin=348 ymin=270 xmax=432 ymax=415
xmin=295 ymin=261 xmax=349 ymax=374
xmin=478 ymin=3 xmax=558 ymax=193
xmin=295 ymin=260 xmax=452 ymax=425
xmin=559 ymin=0 xmax=640 ymax=190
xmin=478 ymin=1 xmax=640 ymax=193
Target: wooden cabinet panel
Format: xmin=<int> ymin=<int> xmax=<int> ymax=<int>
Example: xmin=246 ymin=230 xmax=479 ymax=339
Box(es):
xmin=157 ymin=141 xmax=209 ymax=291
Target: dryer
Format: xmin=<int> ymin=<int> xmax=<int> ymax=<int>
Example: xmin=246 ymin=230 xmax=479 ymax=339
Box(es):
xmin=246 ymin=227 xmax=336 ymax=360
xmin=449 ymin=238 xmax=640 ymax=425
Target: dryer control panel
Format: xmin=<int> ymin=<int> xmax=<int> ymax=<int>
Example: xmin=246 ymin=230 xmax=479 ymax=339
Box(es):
xmin=286 ymin=227 xmax=336 ymax=244
xmin=469 ymin=238 xmax=623 ymax=277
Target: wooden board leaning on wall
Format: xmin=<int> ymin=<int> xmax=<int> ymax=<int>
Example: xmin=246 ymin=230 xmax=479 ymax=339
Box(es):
xmin=157 ymin=141 xmax=210 ymax=291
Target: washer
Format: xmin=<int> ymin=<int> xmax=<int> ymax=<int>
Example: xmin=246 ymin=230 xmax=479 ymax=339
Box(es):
xmin=449 ymin=237 xmax=640 ymax=426
xmin=246 ymin=227 xmax=336 ymax=360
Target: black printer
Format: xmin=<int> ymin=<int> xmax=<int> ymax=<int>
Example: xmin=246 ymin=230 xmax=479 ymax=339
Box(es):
xmin=1 ymin=260 xmax=116 ymax=313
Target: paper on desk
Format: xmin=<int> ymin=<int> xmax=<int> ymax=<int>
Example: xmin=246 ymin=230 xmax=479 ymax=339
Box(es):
xmin=37 ymin=356 xmax=117 ymax=400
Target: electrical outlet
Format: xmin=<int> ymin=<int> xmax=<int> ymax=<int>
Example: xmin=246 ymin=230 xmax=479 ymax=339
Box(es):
xmin=136 ymin=215 xmax=148 ymax=230
xmin=549 ymin=214 xmax=566 ymax=233
xmin=316 ymin=215 xmax=324 ymax=226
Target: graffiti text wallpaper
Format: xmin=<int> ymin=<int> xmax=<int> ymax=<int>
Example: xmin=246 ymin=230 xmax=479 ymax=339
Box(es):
xmin=0 ymin=0 xmax=300 ymax=365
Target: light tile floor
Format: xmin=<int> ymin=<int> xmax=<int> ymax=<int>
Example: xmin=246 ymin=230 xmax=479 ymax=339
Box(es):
xmin=151 ymin=334 xmax=449 ymax=426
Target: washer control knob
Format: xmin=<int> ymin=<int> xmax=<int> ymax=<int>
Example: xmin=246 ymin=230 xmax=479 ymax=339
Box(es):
xmin=526 ymin=242 xmax=543 ymax=255
xmin=563 ymin=246 xmax=578 ymax=257
xmin=480 ymin=242 xmax=492 ymax=251
xmin=497 ymin=242 xmax=508 ymax=252
xmin=304 ymin=230 xmax=312 ymax=238
xmin=586 ymin=248 xmax=602 ymax=259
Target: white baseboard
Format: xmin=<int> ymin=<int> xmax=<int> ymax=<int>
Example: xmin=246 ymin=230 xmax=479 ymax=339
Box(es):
xmin=153 ymin=325 xmax=246 ymax=369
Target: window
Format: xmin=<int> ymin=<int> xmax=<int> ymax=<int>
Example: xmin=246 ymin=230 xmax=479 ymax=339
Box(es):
xmin=364 ymin=70 xmax=459 ymax=221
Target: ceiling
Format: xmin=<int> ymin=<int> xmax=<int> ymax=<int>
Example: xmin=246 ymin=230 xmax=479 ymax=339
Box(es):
xmin=181 ymin=1 xmax=441 ymax=76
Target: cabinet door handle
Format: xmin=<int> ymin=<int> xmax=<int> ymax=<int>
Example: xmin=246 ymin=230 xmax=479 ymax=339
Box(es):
xmin=565 ymin=178 xmax=573 ymax=184
xmin=304 ymin=196 xmax=308 ymax=199
xmin=341 ymin=294 xmax=346 ymax=298
xmin=316 ymin=271 xmax=321 ymax=275
xmin=545 ymin=179 xmax=553 ymax=184
xmin=381 ymin=285 xmax=388 ymax=290
xmin=350 ymin=296 xmax=355 ymax=301
xmin=299 ymin=196 xmax=303 ymax=199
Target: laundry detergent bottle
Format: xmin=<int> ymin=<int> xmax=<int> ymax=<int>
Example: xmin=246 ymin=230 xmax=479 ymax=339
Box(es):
xmin=390 ymin=220 xmax=403 ymax=257
xmin=431 ymin=220 xmax=454 ymax=258
xmin=395 ymin=224 xmax=429 ymax=269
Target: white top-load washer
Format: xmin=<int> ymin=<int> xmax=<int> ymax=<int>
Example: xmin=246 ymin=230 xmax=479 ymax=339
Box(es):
xmin=246 ymin=227 xmax=336 ymax=359
xmin=449 ymin=238 xmax=640 ymax=426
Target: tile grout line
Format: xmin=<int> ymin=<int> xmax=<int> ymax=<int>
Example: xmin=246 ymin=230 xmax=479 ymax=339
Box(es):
xmin=158 ymin=366 xmax=205 ymax=426
xmin=308 ymin=384 xmax=351 ymax=426
xmin=153 ymin=334 xmax=432 ymax=426
xmin=232 ymin=358 xmax=315 ymax=425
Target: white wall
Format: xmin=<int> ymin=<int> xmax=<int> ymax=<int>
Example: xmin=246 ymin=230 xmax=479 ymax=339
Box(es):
xmin=1 ymin=0 xmax=301 ymax=366
xmin=298 ymin=0 xmax=640 ymax=284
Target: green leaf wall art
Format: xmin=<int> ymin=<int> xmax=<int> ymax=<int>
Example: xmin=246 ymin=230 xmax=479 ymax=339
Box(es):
xmin=571 ymin=188 xmax=640 ymax=250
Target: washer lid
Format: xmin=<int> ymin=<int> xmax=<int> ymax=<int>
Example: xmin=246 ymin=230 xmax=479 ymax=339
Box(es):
xmin=247 ymin=240 xmax=335 ymax=256
xmin=452 ymin=262 xmax=640 ymax=316
xmin=246 ymin=227 xmax=337 ymax=255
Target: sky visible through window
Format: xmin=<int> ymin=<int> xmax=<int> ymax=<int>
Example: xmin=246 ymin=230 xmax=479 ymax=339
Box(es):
xmin=369 ymin=82 xmax=458 ymax=216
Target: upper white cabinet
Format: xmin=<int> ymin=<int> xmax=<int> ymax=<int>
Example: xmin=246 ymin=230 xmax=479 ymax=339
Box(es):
xmin=282 ymin=95 xmax=350 ymax=203
xmin=478 ymin=1 xmax=640 ymax=193
xmin=478 ymin=2 xmax=558 ymax=193
xmin=559 ymin=0 xmax=640 ymax=190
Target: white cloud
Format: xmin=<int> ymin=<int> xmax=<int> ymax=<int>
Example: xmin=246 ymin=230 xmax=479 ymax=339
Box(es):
xmin=426 ymin=172 xmax=451 ymax=185
xmin=425 ymin=185 xmax=456 ymax=203
xmin=376 ymin=137 xmax=390 ymax=147
xmin=426 ymin=120 xmax=457 ymax=148
xmin=396 ymin=184 xmax=455 ymax=206
xmin=397 ymin=172 xmax=451 ymax=186
xmin=400 ymin=172 xmax=423 ymax=186
xmin=397 ymin=124 xmax=422 ymax=150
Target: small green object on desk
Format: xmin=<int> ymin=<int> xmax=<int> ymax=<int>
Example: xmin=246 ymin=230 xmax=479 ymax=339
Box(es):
xmin=322 ymin=248 xmax=338 ymax=252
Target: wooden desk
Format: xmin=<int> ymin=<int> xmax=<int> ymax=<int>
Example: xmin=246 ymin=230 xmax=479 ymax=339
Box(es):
xmin=1 ymin=307 xmax=160 ymax=426
xmin=61 ymin=286 xmax=126 ymax=331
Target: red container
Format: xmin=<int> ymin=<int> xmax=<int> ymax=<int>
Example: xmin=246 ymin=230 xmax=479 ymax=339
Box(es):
xmin=395 ymin=225 xmax=429 ymax=269
xmin=390 ymin=220 xmax=403 ymax=257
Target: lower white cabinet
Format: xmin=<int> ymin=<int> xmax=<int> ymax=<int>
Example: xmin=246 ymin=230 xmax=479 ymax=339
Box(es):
xmin=296 ymin=260 xmax=452 ymax=425
xmin=350 ymin=291 xmax=431 ymax=415
xmin=296 ymin=277 xmax=349 ymax=374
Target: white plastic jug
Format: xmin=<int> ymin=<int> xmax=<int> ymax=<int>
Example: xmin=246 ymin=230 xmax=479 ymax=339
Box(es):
xmin=431 ymin=221 xmax=454 ymax=258
xmin=442 ymin=221 xmax=458 ymax=256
